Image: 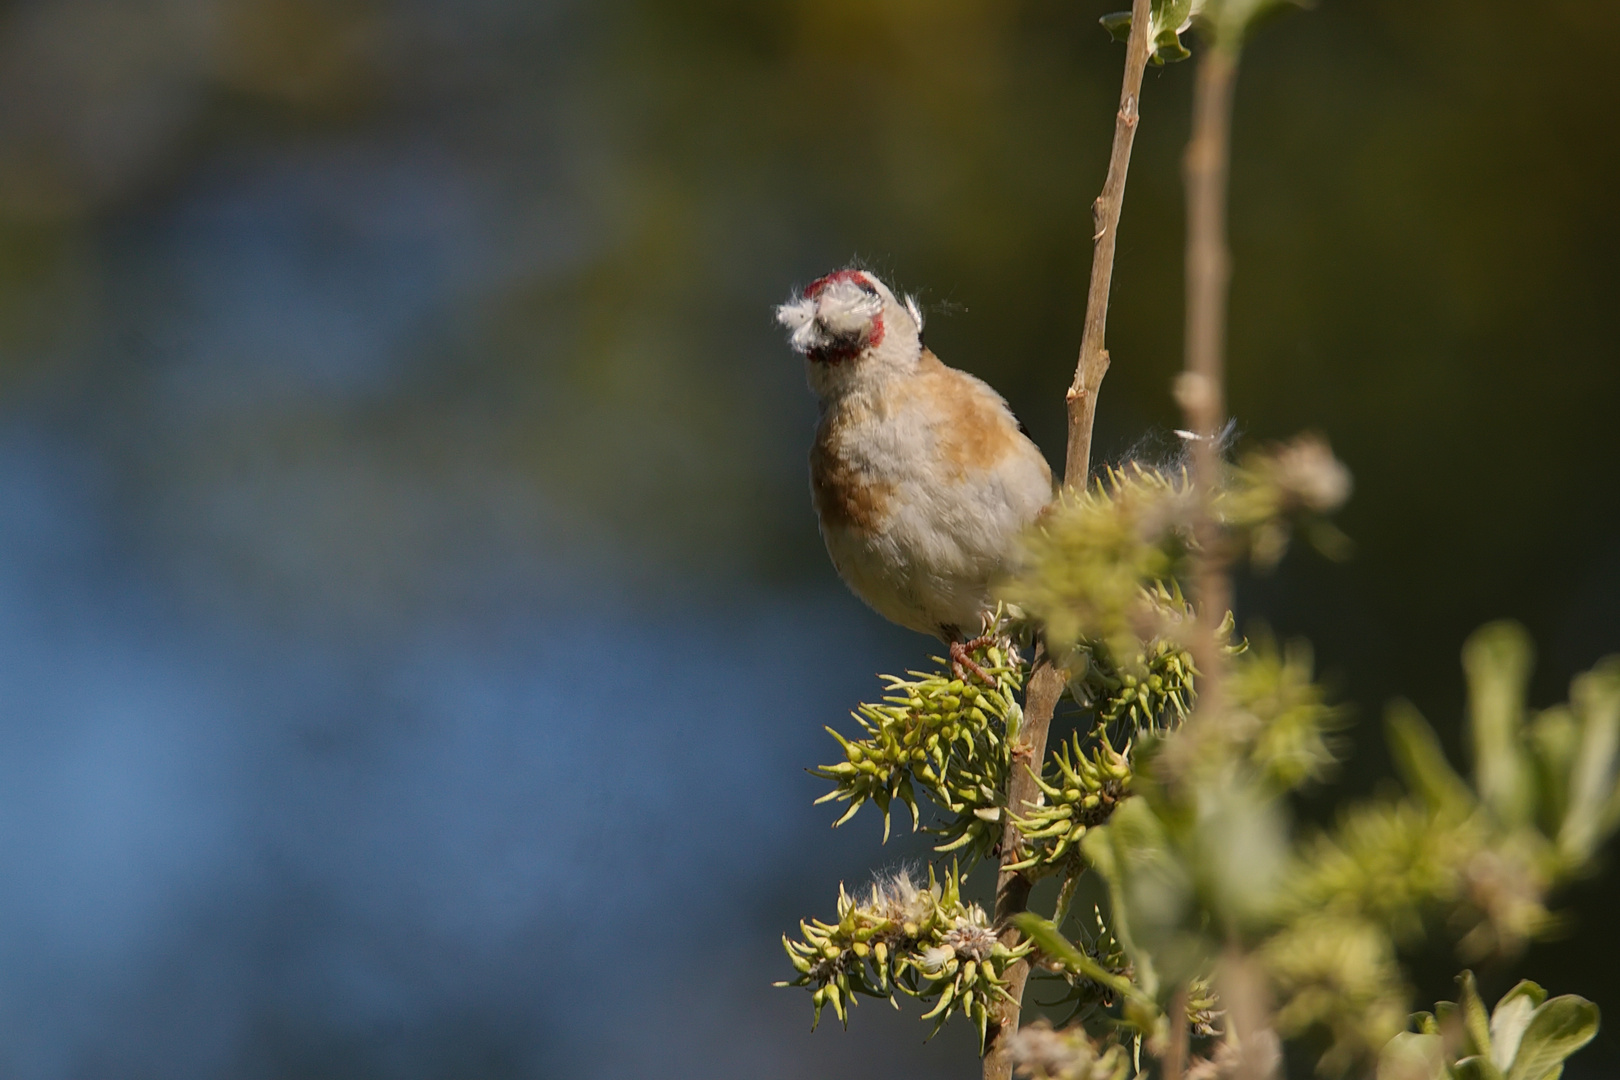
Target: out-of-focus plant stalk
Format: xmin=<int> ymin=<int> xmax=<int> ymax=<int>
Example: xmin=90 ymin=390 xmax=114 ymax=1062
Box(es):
xmin=1166 ymin=34 xmax=1243 ymax=1079
xmin=983 ymin=0 xmax=1156 ymax=1076
xmin=1167 ymin=984 xmax=1191 ymax=1080
xmin=1172 ymin=40 xmax=1239 ymax=769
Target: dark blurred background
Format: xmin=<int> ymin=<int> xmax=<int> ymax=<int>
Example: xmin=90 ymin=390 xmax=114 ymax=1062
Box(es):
xmin=0 ymin=0 xmax=1615 ymax=1076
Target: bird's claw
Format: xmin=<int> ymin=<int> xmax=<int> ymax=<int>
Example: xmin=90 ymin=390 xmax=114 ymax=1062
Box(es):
xmin=949 ymin=636 xmax=997 ymax=686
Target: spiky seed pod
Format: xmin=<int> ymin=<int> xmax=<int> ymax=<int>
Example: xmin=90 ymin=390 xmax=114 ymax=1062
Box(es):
xmin=903 ymin=900 xmax=1032 ymax=1048
xmin=1065 ymin=582 xmax=1246 ymax=733
xmin=1001 ymin=464 xmax=1194 ymax=667
xmin=778 ymin=864 xmax=1031 ymax=1043
xmin=1007 ymin=732 xmax=1133 ymax=873
xmin=1185 ymin=976 xmax=1224 ymax=1038
xmin=778 ymin=868 xmax=948 ymax=1029
xmin=812 ymin=636 xmax=1025 ymax=861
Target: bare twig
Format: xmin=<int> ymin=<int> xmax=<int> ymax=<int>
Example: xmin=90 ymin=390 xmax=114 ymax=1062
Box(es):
xmin=983 ymin=2 xmax=1156 ymax=1076
xmin=1064 ymin=0 xmax=1157 ymax=488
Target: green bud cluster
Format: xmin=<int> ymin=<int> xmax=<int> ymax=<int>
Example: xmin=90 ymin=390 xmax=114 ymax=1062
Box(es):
xmin=1185 ymin=975 xmax=1224 ymax=1038
xmin=1005 ymin=444 xmax=1351 ymax=681
xmin=1067 ymin=583 xmax=1242 ymax=735
xmin=811 ymin=640 xmax=1025 ymax=860
xmin=776 ymin=865 xmax=1032 ymax=1047
xmin=1220 ymin=434 xmax=1354 ymax=569
xmin=1263 ymin=914 xmax=1409 ymax=1075
xmin=1000 ymin=464 xmax=1192 ymax=668
xmin=1227 ymin=636 xmax=1345 ymax=792
xmin=1007 ymin=731 xmax=1133 ymax=873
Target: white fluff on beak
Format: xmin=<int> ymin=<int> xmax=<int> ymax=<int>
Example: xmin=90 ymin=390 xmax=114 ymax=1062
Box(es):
xmin=774 ymin=294 xmax=817 ymax=350
xmin=904 ymin=294 xmax=925 ymax=332
xmin=775 ymin=279 xmax=882 ymax=355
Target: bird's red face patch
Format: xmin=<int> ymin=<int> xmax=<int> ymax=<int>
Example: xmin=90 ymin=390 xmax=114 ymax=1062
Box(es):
xmin=803 ymin=269 xmax=871 ymax=299
xmin=803 ymin=271 xmax=885 ymax=363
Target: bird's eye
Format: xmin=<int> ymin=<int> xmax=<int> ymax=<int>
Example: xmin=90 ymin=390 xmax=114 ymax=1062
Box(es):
xmin=854 ymin=277 xmax=878 ymax=296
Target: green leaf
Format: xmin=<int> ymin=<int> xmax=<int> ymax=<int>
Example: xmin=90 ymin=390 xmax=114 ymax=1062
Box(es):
xmin=1100 ymin=11 xmax=1132 ymax=42
xmin=1010 ymin=913 xmax=1145 ymax=1005
xmin=1080 ymin=814 xmax=1166 ymax=999
xmin=1011 ymin=912 xmax=1086 ymax=968
xmin=1504 ymin=996 xmax=1599 ymax=1080
xmin=1463 ymin=622 xmax=1537 ymax=828
xmin=1559 ymin=660 xmax=1620 ymax=863
xmin=1386 ymin=700 xmax=1474 ymax=816
xmin=1192 ymin=776 xmax=1287 ymax=926
xmin=1153 ymin=28 xmax=1192 ymax=63
xmin=1457 ymin=971 xmax=1497 ymax=1063
xmin=1453 ymin=1057 xmax=1505 ymax=1080
xmin=1156 ymin=0 xmax=1200 ymax=32
xmin=1495 ymin=979 xmax=1549 ymax=1013
xmin=1097 ymin=0 xmax=1202 ymax=63
xmin=1530 ymin=707 xmax=1579 ymax=838
xmin=1377 ymin=1032 xmax=1445 ymax=1080
xmin=1490 ymin=983 xmax=1545 ymax=1071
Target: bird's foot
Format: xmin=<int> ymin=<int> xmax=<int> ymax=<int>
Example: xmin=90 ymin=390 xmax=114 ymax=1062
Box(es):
xmin=949 ymin=636 xmax=997 ymax=686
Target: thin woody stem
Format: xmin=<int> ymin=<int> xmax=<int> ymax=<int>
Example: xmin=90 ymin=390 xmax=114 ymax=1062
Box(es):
xmin=1064 ymin=0 xmax=1156 ymax=488
xmin=983 ymin=1 xmax=1156 ymax=1076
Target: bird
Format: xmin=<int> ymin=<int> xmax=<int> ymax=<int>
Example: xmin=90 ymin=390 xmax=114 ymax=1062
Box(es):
xmin=776 ymin=267 xmax=1054 ymax=682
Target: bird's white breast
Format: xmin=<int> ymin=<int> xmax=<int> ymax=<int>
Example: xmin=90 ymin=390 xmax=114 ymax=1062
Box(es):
xmin=810 ymin=356 xmax=1052 ymax=638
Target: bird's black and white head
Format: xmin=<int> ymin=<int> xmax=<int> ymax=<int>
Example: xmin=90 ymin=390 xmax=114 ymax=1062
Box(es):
xmin=776 ymin=268 xmax=924 ymax=398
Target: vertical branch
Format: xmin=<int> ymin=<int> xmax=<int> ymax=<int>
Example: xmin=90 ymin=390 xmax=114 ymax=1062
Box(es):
xmin=983 ymin=1 xmax=1155 ymax=1077
xmin=1064 ymin=0 xmax=1158 ymax=488
xmin=1175 ymin=43 xmax=1239 ymax=745
xmin=1155 ymin=37 xmax=1242 ymax=1072
xmin=1174 ymin=35 xmax=1286 ymax=1080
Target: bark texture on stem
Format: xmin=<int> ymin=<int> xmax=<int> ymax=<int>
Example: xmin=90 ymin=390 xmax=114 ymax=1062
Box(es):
xmin=1063 ymin=0 xmax=1157 ymax=489
xmin=982 ymin=2 xmax=1155 ymax=1076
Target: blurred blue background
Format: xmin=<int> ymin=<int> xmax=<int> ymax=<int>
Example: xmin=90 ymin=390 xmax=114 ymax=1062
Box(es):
xmin=0 ymin=0 xmax=1615 ymax=1076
